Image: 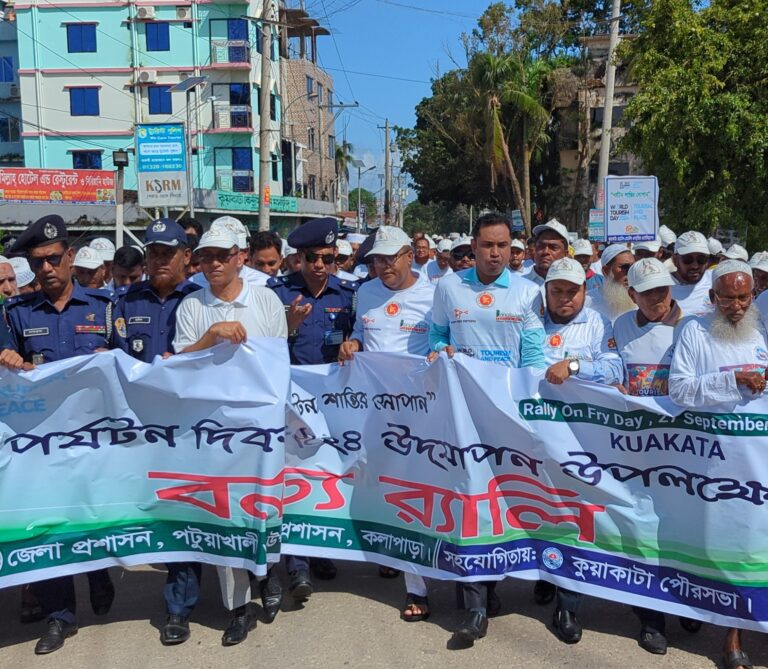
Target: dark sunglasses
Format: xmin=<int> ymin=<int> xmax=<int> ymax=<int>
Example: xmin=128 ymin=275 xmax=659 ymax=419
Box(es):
xmin=452 ymin=250 xmax=475 ymax=261
xmin=303 ymin=252 xmax=336 ymax=265
xmin=198 ymin=250 xmax=238 ymax=265
xmin=679 ymin=254 xmax=709 ymax=266
xmin=615 ymin=262 xmax=634 ymax=272
xmin=29 ymin=254 xmax=65 ymax=272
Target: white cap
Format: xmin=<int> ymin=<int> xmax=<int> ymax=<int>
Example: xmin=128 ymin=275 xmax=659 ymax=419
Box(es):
xmin=634 ymin=237 xmax=662 ymax=253
xmin=281 ymin=238 xmax=297 ymax=257
xmin=712 ymin=259 xmax=752 ymax=284
xmin=450 ymin=236 xmax=472 ymax=252
xmin=532 ymin=218 xmax=569 ymax=244
xmin=74 ymin=246 xmax=104 ymax=269
xmin=510 ymin=239 xmax=525 ymax=251
xmin=448 ymin=232 xmax=460 ymax=240
xmin=336 ymin=239 xmax=353 ymax=256
xmin=572 ymin=239 xmax=593 ymax=257
xmin=211 ymin=216 xmax=248 ymax=248
xmin=8 ymin=257 xmax=34 ymax=287
xmin=627 ymin=258 xmax=674 ymax=292
xmin=545 ymin=257 xmax=585 ymax=285
xmin=749 ymin=251 xmax=768 ymax=273
xmin=427 ymin=236 xmax=436 ymax=249
xmin=658 ymin=225 xmax=677 ymax=247
xmin=346 ymin=233 xmax=366 ymax=244
xmin=708 ymin=237 xmax=724 ymax=256
xmin=366 ymin=225 xmax=412 ymax=257
xmin=601 ymin=243 xmax=632 ymax=267
xmin=437 ymin=239 xmax=453 ymax=253
xmin=89 ymin=237 xmax=115 ymax=262
xmin=674 ymin=231 xmax=709 ymax=256
xmin=196 ymin=228 xmax=240 ymax=251
xmin=723 ymin=243 xmax=748 ymax=262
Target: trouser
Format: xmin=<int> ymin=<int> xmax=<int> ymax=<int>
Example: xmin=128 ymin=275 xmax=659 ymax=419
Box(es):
xmin=633 ymin=606 xmax=666 ymax=632
xmin=164 ymin=562 xmax=202 ymax=617
xmin=556 ymin=588 xmax=582 ymax=613
xmin=286 ymin=555 xmax=309 ymax=574
xmin=456 ymin=581 xmax=497 ymax=611
xmin=216 ymin=567 xmax=252 ymax=612
xmin=404 ymin=572 xmax=427 ymax=597
xmin=32 ymin=569 xmax=112 ymax=625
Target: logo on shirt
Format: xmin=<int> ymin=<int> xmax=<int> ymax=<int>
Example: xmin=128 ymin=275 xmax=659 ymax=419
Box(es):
xmin=385 ymin=302 xmax=401 ymax=317
xmin=755 ymin=346 xmax=768 ymax=362
xmin=453 ymin=308 xmax=469 ymax=319
xmin=399 ymin=319 xmax=428 ymax=334
xmin=114 ymin=318 xmax=127 ymax=338
xmin=362 ymin=316 xmax=375 ymax=325
xmin=496 ymin=310 xmax=522 ymax=323
xmin=85 ymin=313 xmax=95 ymax=322
xmin=548 ymin=333 xmax=564 ymax=348
xmin=477 ymin=292 xmax=494 ymax=308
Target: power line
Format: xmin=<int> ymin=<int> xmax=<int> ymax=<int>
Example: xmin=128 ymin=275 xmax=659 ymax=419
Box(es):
xmin=373 ymin=0 xmax=477 ymax=19
xmin=322 ymin=66 xmax=429 ymax=83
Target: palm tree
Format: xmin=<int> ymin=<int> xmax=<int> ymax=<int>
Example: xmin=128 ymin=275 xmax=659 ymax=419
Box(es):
xmin=332 ymin=140 xmax=354 ymax=205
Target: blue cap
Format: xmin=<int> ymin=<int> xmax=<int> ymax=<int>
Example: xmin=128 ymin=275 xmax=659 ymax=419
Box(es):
xmin=144 ymin=218 xmax=188 ymax=247
xmin=11 ymin=214 xmax=68 ymax=254
xmin=286 ymin=217 xmax=338 ymax=250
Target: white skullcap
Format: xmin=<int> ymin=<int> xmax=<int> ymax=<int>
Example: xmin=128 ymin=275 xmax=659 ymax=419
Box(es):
xmin=601 ymin=244 xmax=633 ymax=267
xmin=712 ymin=259 xmax=752 ymax=284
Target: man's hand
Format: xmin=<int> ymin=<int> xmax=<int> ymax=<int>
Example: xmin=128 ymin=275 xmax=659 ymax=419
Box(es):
xmin=427 ymin=345 xmax=455 ymax=363
xmin=735 ymin=371 xmax=766 ymax=394
xmin=162 ymin=352 xmax=173 ymax=360
xmin=0 ymin=349 xmax=33 ymax=371
xmin=545 ymin=360 xmax=571 ymax=385
xmin=207 ymin=321 xmax=247 ymax=345
xmin=611 ymin=382 xmax=629 ymax=395
xmin=338 ymin=339 xmax=361 ymax=365
xmin=287 ymin=294 xmax=313 ymax=332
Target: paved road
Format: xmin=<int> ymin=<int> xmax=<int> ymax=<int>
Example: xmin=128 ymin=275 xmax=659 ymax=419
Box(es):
xmin=1 ymin=563 xmax=764 ymax=669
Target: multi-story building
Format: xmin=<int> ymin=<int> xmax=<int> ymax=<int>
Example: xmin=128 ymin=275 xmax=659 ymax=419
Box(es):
xmin=0 ymin=3 xmax=21 ymax=167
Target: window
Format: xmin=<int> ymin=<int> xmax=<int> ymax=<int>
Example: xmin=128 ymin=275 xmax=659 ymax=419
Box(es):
xmin=308 ymin=175 xmax=316 ymax=200
xmin=148 ymin=85 xmax=172 ymax=115
xmin=270 ymin=152 xmax=279 ymax=181
xmin=67 ymin=24 xmax=97 ymax=53
xmin=269 ymin=92 xmax=276 ymax=122
xmin=0 ymin=56 xmax=13 ymax=83
xmin=69 ymin=87 xmax=99 ymax=116
xmin=316 ymin=82 xmax=323 ymax=106
xmin=72 ymin=151 xmax=102 ymax=170
xmin=306 ymin=75 xmax=313 ymax=100
xmin=328 ymin=135 xmax=335 ymax=159
xmin=327 ymin=90 xmax=333 ymax=108
xmin=307 ymin=126 xmax=315 ymax=150
xmin=146 ymin=22 xmax=170 ymax=52
xmin=0 ymin=116 xmax=19 ymax=143
xmin=253 ymin=24 xmax=262 ymax=54
xmin=232 ymin=147 xmax=253 ymax=192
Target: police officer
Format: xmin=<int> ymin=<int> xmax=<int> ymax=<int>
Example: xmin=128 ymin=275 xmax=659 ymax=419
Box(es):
xmin=268 ymin=217 xmax=357 ymax=599
xmin=0 ymin=214 xmax=117 ymax=655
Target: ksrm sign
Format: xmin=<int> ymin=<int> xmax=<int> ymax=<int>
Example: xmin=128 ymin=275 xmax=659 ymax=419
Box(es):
xmin=135 ymin=123 xmax=188 ymax=207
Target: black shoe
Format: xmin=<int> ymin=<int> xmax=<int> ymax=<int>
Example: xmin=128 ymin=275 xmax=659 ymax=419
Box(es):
xmin=259 ymin=571 xmax=283 ymax=623
xmin=222 ymin=607 xmax=255 ymax=646
xmin=679 ymin=616 xmax=702 ymax=633
xmin=487 ymin=589 xmax=502 ymax=618
xmin=311 ymin=558 xmax=337 ymax=580
xmin=34 ymin=619 xmax=78 ymax=655
xmin=88 ymin=569 xmax=115 ymax=616
xmin=533 ymin=580 xmax=556 ymax=605
xmin=553 ymin=608 xmax=582 ymax=644
xmin=638 ymin=627 xmax=668 ymax=655
xmin=454 ymin=610 xmax=488 ymax=643
xmin=160 ymin=614 xmax=190 ymax=646
xmin=288 ymin=569 xmax=313 ymax=602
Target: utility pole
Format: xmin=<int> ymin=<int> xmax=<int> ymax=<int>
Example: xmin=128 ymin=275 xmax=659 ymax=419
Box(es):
xmin=382 ymin=118 xmax=390 ymax=225
xmin=257 ymin=0 xmax=272 ymax=231
xmin=596 ymin=0 xmax=622 ymax=200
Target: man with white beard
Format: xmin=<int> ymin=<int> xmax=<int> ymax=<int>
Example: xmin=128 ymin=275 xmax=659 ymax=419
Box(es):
xmin=670 ymin=231 xmax=714 ymax=317
xmin=669 ymin=260 xmax=768 ymax=669
xmin=586 ymin=244 xmax=636 ymax=323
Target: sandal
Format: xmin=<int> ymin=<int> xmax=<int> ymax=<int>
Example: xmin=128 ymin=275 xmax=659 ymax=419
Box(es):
xmin=401 ymin=593 xmax=430 ymax=622
xmin=379 ymin=565 xmax=400 ymax=579
xmin=679 ymin=616 xmax=702 ymax=633
xmin=723 ymin=649 xmax=753 ymax=669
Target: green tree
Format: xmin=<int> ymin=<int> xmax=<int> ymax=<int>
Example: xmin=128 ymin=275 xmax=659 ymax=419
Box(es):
xmin=348 ymin=187 xmax=377 ymax=220
xmin=403 ymin=201 xmax=472 ymax=237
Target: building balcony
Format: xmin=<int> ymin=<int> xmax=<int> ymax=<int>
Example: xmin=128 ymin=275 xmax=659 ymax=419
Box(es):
xmin=212 ymin=103 xmax=252 ymax=132
xmin=207 ymin=40 xmax=251 ymax=69
xmin=216 ymin=170 xmax=254 ymax=193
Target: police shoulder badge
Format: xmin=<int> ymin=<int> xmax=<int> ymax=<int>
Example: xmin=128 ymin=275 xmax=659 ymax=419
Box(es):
xmin=115 ymin=317 xmax=127 ymax=338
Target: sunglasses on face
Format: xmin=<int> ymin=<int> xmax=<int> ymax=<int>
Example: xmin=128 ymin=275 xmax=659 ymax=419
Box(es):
xmin=198 ymin=250 xmax=238 ymax=265
xmin=615 ymin=262 xmax=634 ymax=272
xmin=452 ymin=250 xmax=475 ymax=261
xmin=679 ymin=254 xmax=709 ymax=266
xmin=303 ymin=252 xmax=336 ymax=265
xmin=29 ymin=254 xmax=65 ymax=272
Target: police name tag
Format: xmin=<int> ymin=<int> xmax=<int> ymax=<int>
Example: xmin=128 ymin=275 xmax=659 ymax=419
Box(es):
xmin=23 ymin=328 xmax=49 ymax=337
xmin=323 ymin=330 xmax=344 ymax=346
xmin=128 ymin=317 xmax=151 ymax=325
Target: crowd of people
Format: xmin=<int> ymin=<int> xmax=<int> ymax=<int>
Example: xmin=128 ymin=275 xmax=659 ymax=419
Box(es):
xmin=0 ymin=211 xmax=765 ymax=669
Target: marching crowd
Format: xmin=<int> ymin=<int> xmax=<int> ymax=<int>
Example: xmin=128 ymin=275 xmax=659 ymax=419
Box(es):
xmin=0 ymin=211 xmax=766 ymax=669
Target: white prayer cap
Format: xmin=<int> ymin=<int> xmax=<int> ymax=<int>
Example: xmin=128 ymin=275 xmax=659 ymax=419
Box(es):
xmin=336 ymin=239 xmax=353 ymax=256
xmin=749 ymin=251 xmax=768 ymax=273
xmin=8 ymin=257 xmax=34 ymax=287
xmin=450 ymin=236 xmax=472 ymax=252
xmin=427 ymin=236 xmax=436 ymax=249
xmin=634 ymin=237 xmax=662 ymax=253
xmin=708 ymin=237 xmax=724 ymax=256
xmin=571 ymin=239 xmax=593 ymax=257
xmin=211 ymin=215 xmax=249 ymax=248
xmin=532 ymin=218 xmax=569 ymax=244
xmin=281 ymin=239 xmax=297 ymax=257
xmin=723 ymin=243 xmax=749 ymax=262
xmin=196 ymin=228 xmax=239 ymax=251
xmin=346 ymin=233 xmax=366 ymax=244
xmin=89 ymin=237 xmax=115 ymax=261
xmin=712 ymin=259 xmax=752 ymax=284
xmin=510 ymin=239 xmax=526 ymax=251
xmin=437 ymin=239 xmax=453 ymax=253
xmin=448 ymin=232 xmax=459 ymax=240
xmin=674 ymin=231 xmax=709 ymax=256
xmin=601 ymin=243 xmax=632 ymax=267
xmin=627 ymin=258 xmax=674 ymax=293
xmin=366 ymin=225 xmax=412 ymax=257
xmin=545 ymin=257 xmax=585 ymax=285
xmin=74 ymin=246 xmax=103 ymax=269
xmin=658 ymin=225 xmax=677 ymax=247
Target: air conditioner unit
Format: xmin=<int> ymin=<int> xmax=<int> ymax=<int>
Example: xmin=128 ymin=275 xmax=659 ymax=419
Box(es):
xmin=176 ymin=6 xmax=191 ymax=20
xmin=9 ymin=84 xmax=19 ymax=97
xmin=138 ymin=69 xmax=158 ymax=84
xmin=136 ymin=6 xmax=155 ymax=20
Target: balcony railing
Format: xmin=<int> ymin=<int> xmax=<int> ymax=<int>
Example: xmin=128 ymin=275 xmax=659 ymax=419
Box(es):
xmin=210 ymin=40 xmax=251 ymax=67
xmin=212 ymin=103 xmax=252 ymax=130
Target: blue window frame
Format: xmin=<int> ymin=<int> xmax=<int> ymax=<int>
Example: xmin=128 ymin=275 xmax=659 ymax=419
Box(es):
xmin=69 ymin=87 xmax=99 ymax=116
xmin=148 ymin=85 xmax=172 ymax=114
xmin=232 ymin=147 xmax=253 ymax=192
xmin=72 ymin=151 xmax=102 ymax=170
xmin=146 ymin=22 xmax=170 ymax=52
xmin=0 ymin=56 xmax=13 ymax=83
xmin=67 ymin=24 xmax=97 ymax=53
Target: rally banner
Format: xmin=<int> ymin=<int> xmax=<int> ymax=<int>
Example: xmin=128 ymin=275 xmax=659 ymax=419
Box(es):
xmin=0 ymin=340 xmax=289 ymax=586
xmin=0 ymin=168 xmax=115 ymax=204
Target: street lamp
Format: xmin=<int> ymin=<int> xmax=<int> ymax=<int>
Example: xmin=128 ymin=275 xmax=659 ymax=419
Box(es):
xmin=351 ymin=159 xmax=375 ymax=233
xmin=112 ymin=149 xmax=130 ymax=247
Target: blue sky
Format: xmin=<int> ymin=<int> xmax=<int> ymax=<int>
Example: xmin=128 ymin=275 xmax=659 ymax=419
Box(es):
xmin=303 ymin=0 xmax=494 ymax=199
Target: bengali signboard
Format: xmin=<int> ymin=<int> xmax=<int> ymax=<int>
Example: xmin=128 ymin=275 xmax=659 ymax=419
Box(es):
xmin=215 ymin=190 xmax=299 ymax=214
xmin=588 ymin=208 xmax=605 ymax=241
xmin=136 ymin=123 xmax=187 ymax=207
xmin=0 ymin=168 xmax=115 ymax=204
xmin=604 ymin=175 xmax=658 ymax=243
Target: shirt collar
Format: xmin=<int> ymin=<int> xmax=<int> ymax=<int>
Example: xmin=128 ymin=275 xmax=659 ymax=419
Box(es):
xmin=545 ymin=306 xmax=589 ymax=327
xmin=140 ymin=278 xmax=195 ymax=300
xmin=462 ymin=267 xmax=510 ymax=288
xmin=31 ymin=281 xmax=91 ymax=310
xmin=207 ymin=280 xmax=250 ymax=307
xmin=636 ymin=300 xmax=682 ymax=327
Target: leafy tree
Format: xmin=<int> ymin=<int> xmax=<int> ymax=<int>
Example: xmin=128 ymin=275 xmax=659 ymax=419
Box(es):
xmin=348 ymin=187 xmax=377 ymax=220
xmin=403 ymin=201 xmax=472 ymax=237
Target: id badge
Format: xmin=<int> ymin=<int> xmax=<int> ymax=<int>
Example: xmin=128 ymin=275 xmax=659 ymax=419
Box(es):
xmin=32 ymin=353 xmax=44 ymax=365
xmin=323 ymin=330 xmax=344 ymax=346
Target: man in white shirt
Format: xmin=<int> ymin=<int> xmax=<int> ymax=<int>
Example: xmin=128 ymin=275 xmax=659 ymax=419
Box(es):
xmin=411 ymin=235 xmax=431 ymax=276
xmin=521 ymin=218 xmax=569 ymax=286
xmin=669 ymin=231 xmax=713 ymax=317
xmin=423 ymin=239 xmax=453 ymax=283
xmin=172 ymin=228 xmax=287 ymax=646
xmin=586 ymin=244 xmax=636 ymax=323
xmin=669 ymin=260 xmax=767 ymax=669
xmin=509 ymin=238 xmax=526 ymax=273
xmin=449 ymin=237 xmax=475 ymax=272
xmin=73 ymin=246 xmax=106 ymax=289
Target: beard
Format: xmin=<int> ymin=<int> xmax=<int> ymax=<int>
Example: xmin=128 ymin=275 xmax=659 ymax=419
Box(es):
xmin=602 ymin=276 xmax=636 ymax=318
xmin=709 ymin=304 xmax=759 ymax=345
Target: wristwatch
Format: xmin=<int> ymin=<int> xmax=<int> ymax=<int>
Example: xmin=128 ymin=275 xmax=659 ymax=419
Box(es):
xmin=567 ymin=358 xmax=580 ymax=377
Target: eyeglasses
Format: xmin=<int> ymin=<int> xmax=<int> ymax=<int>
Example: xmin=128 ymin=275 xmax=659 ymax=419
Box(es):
xmin=714 ymin=294 xmax=752 ymax=308
xmin=451 ymin=250 xmax=475 ymax=261
xmin=615 ymin=262 xmax=634 ymax=272
xmin=679 ymin=254 xmax=709 ymax=266
xmin=198 ymin=250 xmax=238 ymax=265
xmin=29 ymin=254 xmax=65 ymax=272
xmin=303 ymin=251 xmax=336 ymax=265
xmin=371 ymin=250 xmax=409 ymax=267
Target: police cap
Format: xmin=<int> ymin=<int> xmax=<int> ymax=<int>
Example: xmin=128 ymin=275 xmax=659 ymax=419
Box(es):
xmin=287 ymin=217 xmax=338 ymax=250
xmin=145 ymin=218 xmax=188 ymax=247
xmin=11 ymin=215 xmax=68 ymax=254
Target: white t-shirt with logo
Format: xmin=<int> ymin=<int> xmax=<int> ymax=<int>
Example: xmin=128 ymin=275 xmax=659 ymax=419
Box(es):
xmin=352 ymin=273 xmax=435 ymax=355
xmin=425 ymin=260 xmax=452 ymax=284
xmin=671 ymin=269 xmax=713 ymax=317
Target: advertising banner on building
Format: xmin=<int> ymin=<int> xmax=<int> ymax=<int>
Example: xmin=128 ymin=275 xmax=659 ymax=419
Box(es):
xmin=0 ymin=168 xmax=115 ymax=204
xmin=136 ymin=123 xmax=188 ymax=207
xmin=588 ymin=208 xmax=605 ymax=241
xmin=604 ymin=175 xmax=659 ymax=243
